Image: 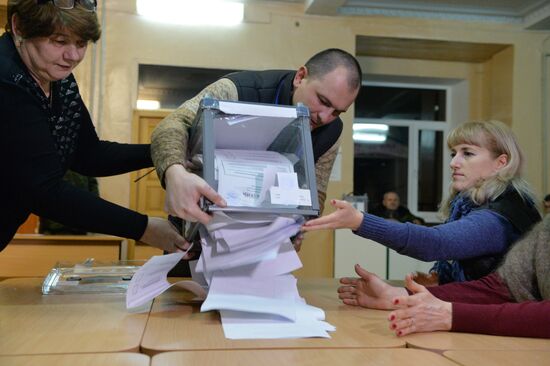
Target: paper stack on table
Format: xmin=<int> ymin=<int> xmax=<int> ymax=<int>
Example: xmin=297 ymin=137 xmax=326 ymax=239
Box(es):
xmin=126 ymin=211 xmax=335 ymax=339
xmin=197 ymin=212 xmax=335 ymax=339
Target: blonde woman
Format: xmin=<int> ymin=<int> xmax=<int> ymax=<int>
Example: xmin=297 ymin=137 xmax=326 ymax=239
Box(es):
xmin=303 ymin=120 xmax=540 ymax=284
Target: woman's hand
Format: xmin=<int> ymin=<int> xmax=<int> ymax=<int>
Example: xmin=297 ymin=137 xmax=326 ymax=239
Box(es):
xmin=388 ymin=274 xmax=452 ymax=336
xmin=302 ymin=199 xmax=364 ymax=232
xmin=338 ymin=264 xmax=407 ymax=309
xmin=164 ymin=164 xmax=226 ymax=225
xmin=140 ymin=216 xmax=190 ymax=255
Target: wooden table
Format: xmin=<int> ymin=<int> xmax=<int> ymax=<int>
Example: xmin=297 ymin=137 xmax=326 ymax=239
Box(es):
xmin=0 ymin=278 xmax=151 ymax=356
xmin=140 ymin=278 xmax=405 ymax=355
xmin=151 ymin=349 xmax=457 ymax=366
xmin=405 ymin=331 xmax=550 ymax=351
xmin=0 ymin=352 xmax=150 ymax=366
xmin=0 ymin=234 xmax=124 ymax=277
xmin=443 ymin=350 xmax=550 ymax=365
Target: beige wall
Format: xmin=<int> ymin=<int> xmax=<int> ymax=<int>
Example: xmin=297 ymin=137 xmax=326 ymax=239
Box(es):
xmin=74 ymin=1 xmax=549 ymax=276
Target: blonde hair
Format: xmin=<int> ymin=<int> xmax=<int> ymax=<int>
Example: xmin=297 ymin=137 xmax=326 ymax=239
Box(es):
xmin=439 ymin=120 xmax=534 ymax=219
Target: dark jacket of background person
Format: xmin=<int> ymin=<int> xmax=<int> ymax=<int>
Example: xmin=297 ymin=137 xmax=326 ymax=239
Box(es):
xmin=0 ymin=33 xmax=152 ymax=250
xmin=370 ymin=204 xmax=425 ymax=224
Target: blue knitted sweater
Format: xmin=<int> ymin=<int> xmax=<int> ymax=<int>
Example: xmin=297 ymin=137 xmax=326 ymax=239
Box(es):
xmin=354 ymin=209 xmax=518 ymax=262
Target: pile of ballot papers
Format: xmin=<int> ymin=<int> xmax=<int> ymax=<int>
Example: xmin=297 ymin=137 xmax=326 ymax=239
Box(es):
xmin=126 ymin=211 xmax=335 ymax=339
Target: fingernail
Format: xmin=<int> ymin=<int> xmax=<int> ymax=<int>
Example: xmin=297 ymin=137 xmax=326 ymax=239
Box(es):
xmin=390 ymin=315 xmax=395 ymax=321
xmin=397 ymin=331 xmax=402 ymax=336
xmin=391 ymin=323 xmax=396 ymax=329
xmin=393 ymin=299 xmax=399 ymax=305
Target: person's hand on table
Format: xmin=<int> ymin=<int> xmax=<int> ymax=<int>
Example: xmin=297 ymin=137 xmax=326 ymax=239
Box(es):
xmin=302 ymin=199 xmax=363 ymax=232
xmin=338 ymin=264 xmax=407 ymax=309
xmin=164 ymin=164 xmax=226 ymax=225
xmin=388 ymin=274 xmax=452 ymax=336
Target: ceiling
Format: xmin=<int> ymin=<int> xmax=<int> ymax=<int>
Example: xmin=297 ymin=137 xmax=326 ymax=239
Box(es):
xmin=249 ymin=0 xmax=550 ymax=30
xmin=355 ymin=36 xmax=510 ymax=62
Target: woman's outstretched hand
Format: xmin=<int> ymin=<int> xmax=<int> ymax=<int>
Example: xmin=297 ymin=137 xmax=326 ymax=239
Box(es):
xmin=302 ymin=199 xmax=364 ymax=232
xmin=338 ymin=264 xmax=407 ymax=309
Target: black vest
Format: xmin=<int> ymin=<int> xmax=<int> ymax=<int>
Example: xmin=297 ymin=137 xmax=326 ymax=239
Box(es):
xmin=225 ymin=70 xmax=343 ymax=163
xmin=459 ymin=188 xmax=541 ymax=280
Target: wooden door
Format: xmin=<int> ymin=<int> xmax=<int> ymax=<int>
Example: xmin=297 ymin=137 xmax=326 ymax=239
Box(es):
xmin=129 ymin=110 xmax=171 ymax=259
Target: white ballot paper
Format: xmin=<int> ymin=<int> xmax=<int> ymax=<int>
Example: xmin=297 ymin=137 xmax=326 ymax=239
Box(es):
xmin=126 ymin=250 xmax=206 ymax=309
xmin=126 ymin=211 xmax=335 ymax=340
xmin=220 ymin=303 xmax=336 ymax=339
xmin=215 ymin=149 xmax=294 ymax=207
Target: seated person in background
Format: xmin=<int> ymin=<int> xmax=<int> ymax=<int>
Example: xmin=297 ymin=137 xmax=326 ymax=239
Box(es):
xmin=544 ymin=194 xmax=550 ymax=216
xmin=337 ymin=214 xmax=550 ymax=339
xmin=303 ymin=120 xmax=541 ymax=285
xmin=39 ymin=171 xmax=99 ymax=235
xmin=371 ymin=191 xmax=424 ymax=225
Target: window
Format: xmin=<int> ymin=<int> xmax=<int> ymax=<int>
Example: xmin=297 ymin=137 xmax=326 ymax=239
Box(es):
xmin=137 ymin=65 xmax=238 ymax=109
xmin=354 ymin=83 xmax=449 ymax=223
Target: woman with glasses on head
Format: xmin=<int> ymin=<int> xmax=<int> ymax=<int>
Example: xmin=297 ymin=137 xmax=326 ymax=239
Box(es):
xmin=0 ymin=0 xmax=188 ymax=253
xmin=303 ymin=120 xmax=541 ymax=285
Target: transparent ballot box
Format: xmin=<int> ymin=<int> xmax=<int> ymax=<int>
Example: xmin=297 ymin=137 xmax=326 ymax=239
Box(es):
xmin=188 ymin=97 xmax=320 ymax=217
xmin=42 ymin=258 xmax=146 ymax=294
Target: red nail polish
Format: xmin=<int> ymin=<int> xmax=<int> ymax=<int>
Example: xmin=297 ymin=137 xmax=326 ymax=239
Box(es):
xmin=390 ymin=315 xmax=395 ymax=321
xmin=391 ymin=323 xmax=396 ymax=329
xmin=393 ymin=299 xmax=399 ymax=305
xmin=397 ymin=331 xmax=402 ymax=336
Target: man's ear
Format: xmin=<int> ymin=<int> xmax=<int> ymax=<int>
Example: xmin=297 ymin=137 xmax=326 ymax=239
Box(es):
xmin=293 ymin=66 xmax=308 ymax=88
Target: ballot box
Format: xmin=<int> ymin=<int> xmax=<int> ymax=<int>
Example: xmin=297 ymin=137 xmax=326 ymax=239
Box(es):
xmin=188 ymin=96 xmax=319 ymax=217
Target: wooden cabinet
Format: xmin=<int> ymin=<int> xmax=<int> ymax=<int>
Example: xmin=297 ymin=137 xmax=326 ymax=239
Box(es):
xmin=134 ymin=244 xmax=163 ymax=260
xmin=16 ymin=214 xmax=39 ymax=234
xmin=0 ymin=234 xmax=123 ymax=277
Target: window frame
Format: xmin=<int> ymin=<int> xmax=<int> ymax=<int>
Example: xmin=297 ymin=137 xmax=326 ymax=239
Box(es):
xmin=354 ymin=80 xmax=454 ymax=223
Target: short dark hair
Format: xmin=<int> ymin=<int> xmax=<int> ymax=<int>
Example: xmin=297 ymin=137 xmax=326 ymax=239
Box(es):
xmin=6 ymin=0 xmax=101 ymax=42
xmin=544 ymin=194 xmax=550 ymax=202
xmin=305 ymin=48 xmax=362 ymax=91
